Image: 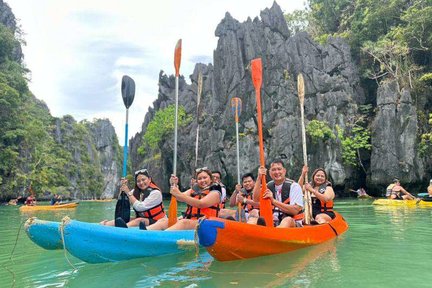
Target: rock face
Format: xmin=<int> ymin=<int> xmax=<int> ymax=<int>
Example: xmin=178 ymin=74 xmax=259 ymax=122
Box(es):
xmin=130 ymin=2 xmax=366 ymax=194
xmin=370 ymin=80 xmax=423 ymax=188
xmin=0 ymin=0 xmax=23 ymax=62
xmin=53 ymin=117 xmax=121 ymax=199
xmin=87 ymin=119 xmax=121 ymax=198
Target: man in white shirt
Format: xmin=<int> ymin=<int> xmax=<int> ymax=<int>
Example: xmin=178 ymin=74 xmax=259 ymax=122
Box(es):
xmin=253 ymin=159 xmax=304 ymax=227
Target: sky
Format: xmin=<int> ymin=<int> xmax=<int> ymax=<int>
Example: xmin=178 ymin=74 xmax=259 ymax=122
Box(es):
xmin=7 ymin=0 xmax=306 ymax=145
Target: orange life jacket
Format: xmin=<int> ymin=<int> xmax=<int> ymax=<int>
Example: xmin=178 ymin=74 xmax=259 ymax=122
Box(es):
xmin=240 ymin=189 xmax=257 ymax=212
xmin=133 ymin=183 xmax=166 ymax=221
xmin=267 ymin=180 xmax=304 ymax=222
xmin=311 ymin=183 xmax=334 ymax=213
xmin=184 ymin=184 xmax=221 ymax=220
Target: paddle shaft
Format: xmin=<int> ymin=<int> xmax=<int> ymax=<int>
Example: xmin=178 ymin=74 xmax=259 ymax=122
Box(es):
xmin=173 ymin=76 xmax=179 ymax=175
xmin=195 ymin=73 xmax=203 ymax=168
xmin=298 ymin=73 xmax=312 ymax=224
xmin=122 ymin=109 xmax=129 ymax=177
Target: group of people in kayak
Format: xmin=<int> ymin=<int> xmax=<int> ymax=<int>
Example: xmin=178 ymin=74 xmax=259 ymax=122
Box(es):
xmin=100 ymin=159 xmax=336 ymax=230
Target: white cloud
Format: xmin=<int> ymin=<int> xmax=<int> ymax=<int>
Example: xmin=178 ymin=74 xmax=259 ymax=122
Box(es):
xmin=8 ymin=0 xmax=306 ymax=144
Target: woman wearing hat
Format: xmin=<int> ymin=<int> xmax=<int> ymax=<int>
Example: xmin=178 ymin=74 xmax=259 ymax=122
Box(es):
xmin=100 ymin=169 xmax=166 ymax=227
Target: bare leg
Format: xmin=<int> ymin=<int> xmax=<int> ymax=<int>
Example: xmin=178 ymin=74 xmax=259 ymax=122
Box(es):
xmin=315 ymin=213 xmax=332 ymax=224
xmin=277 ymin=216 xmax=296 ymax=228
xmin=146 ymin=217 xmax=169 ymax=230
xmin=126 ymin=217 xmax=149 ymax=227
xmin=165 ymin=219 xmax=198 ymax=230
xmin=218 ymin=209 xmax=236 ymax=218
xmin=100 ymin=219 xmax=115 ymax=226
xmin=246 ymin=209 xmax=260 ymax=224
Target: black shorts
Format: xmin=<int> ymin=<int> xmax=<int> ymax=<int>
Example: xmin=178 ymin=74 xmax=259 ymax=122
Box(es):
xmin=313 ymin=210 xmax=335 ymax=219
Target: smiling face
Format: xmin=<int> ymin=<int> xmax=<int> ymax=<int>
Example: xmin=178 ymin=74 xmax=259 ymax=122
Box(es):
xmin=269 ymin=162 xmax=286 ymax=185
xmin=197 ymin=171 xmax=212 ymax=189
xmin=313 ymin=170 xmax=327 ymax=186
xmin=135 ymin=174 xmax=151 ymax=190
xmin=212 ymin=173 xmax=221 ymax=183
xmin=242 ymin=176 xmax=255 ymax=191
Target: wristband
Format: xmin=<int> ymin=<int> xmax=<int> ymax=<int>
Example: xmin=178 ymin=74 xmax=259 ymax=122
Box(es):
xmin=128 ymin=191 xmax=133 ymax=197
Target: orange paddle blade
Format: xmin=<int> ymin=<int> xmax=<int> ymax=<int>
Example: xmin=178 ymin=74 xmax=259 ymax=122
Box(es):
xmin=174 ymin=39 xmax=182 ymax=76
xmin=168 ymin=196 xmax=178 ymax=227
xmin=251 ymin=58 xmax=262 ymax=91
xmin=259 ymin=177 xmax=274 ymax=227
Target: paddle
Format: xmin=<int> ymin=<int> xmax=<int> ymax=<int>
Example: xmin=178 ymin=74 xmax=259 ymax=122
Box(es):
xmin=168 ymin=39 xmax=182 ymax=227
xmin=297 ymin=73 xmax=312 ymax=224
xmin=251 ymin=58 xmax=273 ymax=227
xmin=115 ymin=75 xmax=135 ymax=223
xmin=231 ymin=97 xmax=244 ymax=221
xmin=195 ymin=72 xmax=203 ymax=168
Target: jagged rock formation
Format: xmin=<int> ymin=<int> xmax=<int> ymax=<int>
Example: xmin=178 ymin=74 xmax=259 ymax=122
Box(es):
xmin=370 ymin=80 xmax=423 ymax=187
xmin=130 ymin=2 xmax=368 ymax=194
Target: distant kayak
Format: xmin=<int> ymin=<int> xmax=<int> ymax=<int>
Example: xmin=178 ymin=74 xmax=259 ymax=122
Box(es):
xmin=358 ymin=194 xmax=373 ymax=199
xmin=372 ymin=199 xmax=417 ymax=206
xmin=198 ymin=211 xmax=348 ymax=261
xmin=372 ymin=198 xmax=432 ymax=207
xmin=19 ymin=202 xmax=79 ymax=212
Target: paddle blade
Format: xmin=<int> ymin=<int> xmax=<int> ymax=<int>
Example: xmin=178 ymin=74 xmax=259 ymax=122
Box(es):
xmin=231 ymin=97 xmax=242 ymax=122
xmin=114 ymin=193 xmax=130 ymax=223
xmin=297 ymin=73 xmax=305 ymax=105
xmin=168 ymin=196 xmax=178 ymax=227
xmin=259 ymin=177 xmax=274 ymax=227
xmin=174 ymin=39 xmax=182 ymax=76
xmin=251 ymin=58 xmax=262 ymax=91
xmin=121 ymin=75 xmax=136 ymax=109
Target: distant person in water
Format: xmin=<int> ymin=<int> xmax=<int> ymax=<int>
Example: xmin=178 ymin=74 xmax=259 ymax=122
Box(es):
xmin=50 ymin=194 xmax=61 ymax=205
xmin=349 ymin=187 xmax=370 ymax=198
xmin=100 ymin=169 xmax=166 ymax=228
xmin=25 ymin=194 xmax=36 ymax=206
xmin=386 ymin=179 xmax=415 ymax=200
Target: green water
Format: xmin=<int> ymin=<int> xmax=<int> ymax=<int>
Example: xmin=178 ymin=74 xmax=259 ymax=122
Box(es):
xmin=0 ymin=199 xmax=431 ymax=288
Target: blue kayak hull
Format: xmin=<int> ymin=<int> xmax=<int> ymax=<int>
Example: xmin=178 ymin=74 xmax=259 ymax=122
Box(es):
xmin=25 ymin=218 xmax=63 ymax=250
xmin=25 ymin=218 xmax=196 ymax=263
xmin=63 ymin=220 xmax=195 ymax=263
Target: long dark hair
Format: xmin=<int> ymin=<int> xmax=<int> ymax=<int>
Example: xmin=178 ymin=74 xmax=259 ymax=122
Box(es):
xmin=311 ymin=168 xmax=331 ymax=187
xmin=134 ymin=169 xmax=159 ymax=193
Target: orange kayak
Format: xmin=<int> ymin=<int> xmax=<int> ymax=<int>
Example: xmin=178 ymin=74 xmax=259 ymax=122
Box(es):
xmin=197 ymin=211 xmax=348 ymax=261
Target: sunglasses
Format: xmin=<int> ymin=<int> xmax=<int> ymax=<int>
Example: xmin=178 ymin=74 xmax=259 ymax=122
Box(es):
xmin=134 ymin=169 xmax=149 ymax=177
xmin=195 ymin=167 xmax=210 ymax=173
